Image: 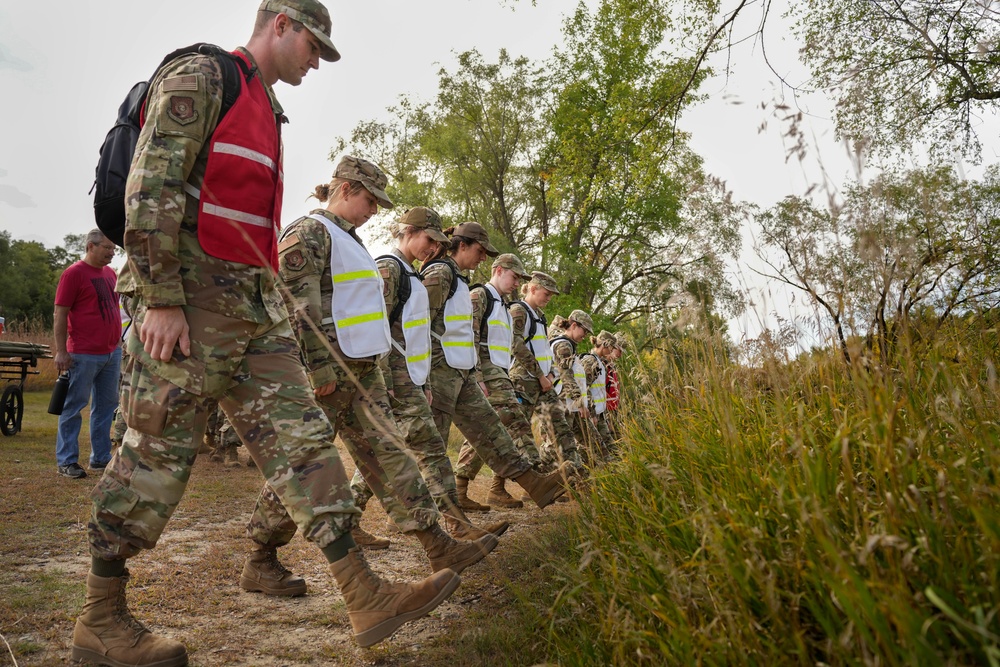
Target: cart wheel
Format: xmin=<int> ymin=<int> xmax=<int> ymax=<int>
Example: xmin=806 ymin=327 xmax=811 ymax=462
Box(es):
xmin=1 ymin=385 xmax=23 ymax=436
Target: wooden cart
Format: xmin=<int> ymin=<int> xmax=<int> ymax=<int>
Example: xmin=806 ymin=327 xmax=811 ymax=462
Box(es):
xmin=0 ymin=341 xmax=51 ymax=436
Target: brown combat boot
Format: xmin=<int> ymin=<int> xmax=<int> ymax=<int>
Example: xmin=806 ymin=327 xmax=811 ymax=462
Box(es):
xmin=442 ymin=503 xmax=509 ymax=541
xmin=414 ymin=523 xmax=498 ymax=574
xmin=329 ymin=546 xmax=460 ymax=648
xmin=199 ymin=434 xmax=215 ymax=455
xmin=455 ymin=476 xmax=491 ymax=513
xmin=239 ymin=546 xmax=307 ymax=596
xmin=513 ymin=465 xmax=568 ymax=509
xmin=486 ymin=475 xmax=524 ymax=509
xmin=223 ymin=447 xmax=241 ymax=469
xmin=71 ymin=570 xmax=188 ymax=667
xmin=352 ymin=525 xmax=391 ymax=550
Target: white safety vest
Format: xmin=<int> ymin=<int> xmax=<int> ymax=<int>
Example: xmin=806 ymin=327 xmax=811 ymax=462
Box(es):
xmin=566 ymin=357 xmax=588 ymax=413
xmin=482 ymin=284 xmax=513 ymax=370
xmin=380 ymin=256 xmax=432 ymax=386
xmin=588 ymin=354 xmax=607 ymax=415
xmin=520 ymin=302 xmax=552 ymax=376
xmin=308 ymin=214 xmax=391 ymax=359
xmin=438 ymin=271 xmax=476 ymax=370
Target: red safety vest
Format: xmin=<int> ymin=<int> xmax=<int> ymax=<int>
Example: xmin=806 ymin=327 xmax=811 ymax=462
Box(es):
xmin=196 ymin=50 xmax=283 ymax=271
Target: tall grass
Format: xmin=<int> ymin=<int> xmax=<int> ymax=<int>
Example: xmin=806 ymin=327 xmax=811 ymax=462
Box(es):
xmin=537 ymin=321 xmax=1000 ymax=665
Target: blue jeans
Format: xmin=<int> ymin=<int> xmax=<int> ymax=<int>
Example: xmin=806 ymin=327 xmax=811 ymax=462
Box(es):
xmin=56 ymin=348 xmax=122 ymax=467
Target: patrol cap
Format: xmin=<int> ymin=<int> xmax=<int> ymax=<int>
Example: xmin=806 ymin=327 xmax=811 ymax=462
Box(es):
xmin=614 ymin=332 xmax=628 ymax=349
xmin=399 ymin=207 xmax=448 ymax=243
xmin=569 ymin=309 xmax=594 ymax=334
xmin=594 ymin=330 xmax=619 ymax=348
xmin=259 ymin=0 xmax=340 ymax=62
xmin=492 ymin=253 xmax=531 ymax=280
xmin=528 ymin=271 xmax=560 ymax=295
xmin=452 ymin=222 xmax=498 ymax=257
xmin=333 ymin=156 xmax=393 ymax=209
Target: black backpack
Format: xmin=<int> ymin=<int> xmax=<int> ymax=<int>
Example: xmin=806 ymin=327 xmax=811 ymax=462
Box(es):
xmin=376 ymin=254 xmax=418 ymax=325
xmin=511 ymin=299 xmax=546 ymax=342
xmin=470 ymin=283 xmax=508 ymax=341
xmin=92 ymin=43 xmax=250 ymax=247
xmin=421 ymin=259 xmax=464 ymax=300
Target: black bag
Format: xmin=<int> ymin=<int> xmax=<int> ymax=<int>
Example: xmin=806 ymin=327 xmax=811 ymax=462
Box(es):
xmin=376 ymin=254 xmax=417 ymax=325
xmin=92 ymin=43 xmax=249 ymax=246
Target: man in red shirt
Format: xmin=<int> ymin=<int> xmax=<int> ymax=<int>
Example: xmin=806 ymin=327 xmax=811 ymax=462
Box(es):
xmin=53 ymin=229 xmax=121 ymax=478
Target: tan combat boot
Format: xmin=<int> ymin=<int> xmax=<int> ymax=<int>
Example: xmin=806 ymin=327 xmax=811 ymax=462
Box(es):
xmin=486 ymin=475 xmax=524 ymax=509
xmin=442 ymin=504 xmax=509 ymax=541
xmin=455 ymin=476 xmax=491 ymax=513
xmin=239 ymin=546 xmax=307 ymax=596
xmin=352 ymin=525 xmax=390 ymax=550
xmin=414 ymin=523 xmax=498 ymax=574
xmin=513 ymin=465 xmax=568 ymax=509
xmin=330 ymin=546 xmax=460 ymax=648
xmin=223 ymin=447 xmax=241 ymax=469
xmin=71 ymin=570 xmax=188 ymax=667
xmin=199 ymin=434 xmax=215 ymax=455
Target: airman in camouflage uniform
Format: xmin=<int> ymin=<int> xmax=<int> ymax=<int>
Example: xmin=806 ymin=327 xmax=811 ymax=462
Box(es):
xmin=454 ymin=253 xmax=540 ymax=508
xmin=422 ymin=224 xmax=568 ymax=510
xmin=205 ymin=403 xmax=248 ymax=467
xmin=537 ymin=310 xmax=593 ymax=470
xmin=244 ymin=159 xmax=496 ymax=581
xmin=75 ymin=6 xmax=461 ymax=664
xmin=506 ymin=271 xmax=560 ymax=440
xmin=579 ymin=330 xmax=620 ymax=458
xmin=350 ymin=208 xmax=507 ymax=542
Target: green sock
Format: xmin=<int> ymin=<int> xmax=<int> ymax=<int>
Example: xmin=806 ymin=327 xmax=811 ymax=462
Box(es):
xmin=321 ymin=533 xmax=357 ymax=563
xmin=91 ymin=557 xmax=126 ymax=578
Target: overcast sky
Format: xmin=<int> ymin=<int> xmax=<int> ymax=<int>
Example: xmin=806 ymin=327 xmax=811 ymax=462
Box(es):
xmin=2 ymin=1 xmax=995 ymax=346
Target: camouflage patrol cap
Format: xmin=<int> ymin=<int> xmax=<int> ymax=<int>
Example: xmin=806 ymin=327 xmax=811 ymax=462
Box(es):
xmin=569 ymin=309 xmax=594 ymax=334
xmin=528 ymin=271 xmax=560 ymax=295
xmin=595 ymin=330 xmax=619 ymax=348
xmin=614 ymin=332 xmax=628 ymax=349
xmin=452 ymin=222 xmax=499 ymax=257
xmin=399 ymin=207 xmax=448 ymax=243
xmin=333 ymin=156 xmax=393 ymax=209
xmin=259 ymin=0 xmax=340 ymax=62
xmin=492 ymin=253 xmax=531 ymax=280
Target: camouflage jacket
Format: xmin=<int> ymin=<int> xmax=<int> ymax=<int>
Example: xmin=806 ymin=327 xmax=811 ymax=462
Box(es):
xmin=277 ymin=210 xmax=377 ymax=389
xmin=376 ymin=247 xmax=416 ymax=392
xmin=421 ymin=256 xmax=471 ymax=373
xmin=508 ymin=300 xmax=549 ymax=384
xmin=117 ymin=47 xmax=285 ymax=326
xmin=549 ymin=323 xmax=584 ymax=405
xmin=579 ymin=350 xmax=605 ymax=387
xmin=470 ymin=283 xmax=509 ymax=385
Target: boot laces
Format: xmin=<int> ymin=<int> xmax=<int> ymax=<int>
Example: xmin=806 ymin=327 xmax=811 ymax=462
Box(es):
xmin=262 ymin=549 xmax=291 ymax=577
xmin=114 ymin=582 xmax=150 ymax=636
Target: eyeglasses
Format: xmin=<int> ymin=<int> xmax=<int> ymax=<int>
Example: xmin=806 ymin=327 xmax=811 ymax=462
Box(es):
xmin=99 ymin=244 xmax=117 ymax=251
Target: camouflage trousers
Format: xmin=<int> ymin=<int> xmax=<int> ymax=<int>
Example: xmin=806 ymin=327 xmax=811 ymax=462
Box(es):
xmin=571 ymin=412 xmax=607 ymax=465
xmin=247 ymin=362 xmax=442 ymax=548
xmin=595 ymin=412 xmax=615 ymax=451
xmin=88 ymin=308 xmax=359 ymax=560
xmin=205 ymin=403 xmax=240 ymax=450
xmin=428 ymin=362 xmax=531 ymax=480
xmin=110 ymin=348 xmax=129 ymax=450
xmin=534 ymin=387 xmax=583 ymax=469
xmin=455 ymin=374 xmax=541 ymax=481
xmin=352 ymin=367 xmax=458 ymax=513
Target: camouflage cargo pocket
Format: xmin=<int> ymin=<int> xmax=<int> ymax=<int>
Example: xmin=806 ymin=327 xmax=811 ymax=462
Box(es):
xmin=90 ymin=476 xmax=140 ymax=523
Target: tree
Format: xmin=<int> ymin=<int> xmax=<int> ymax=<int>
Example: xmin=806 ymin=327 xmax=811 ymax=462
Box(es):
xmin=0 ymin=231 xmax=60 ymax=328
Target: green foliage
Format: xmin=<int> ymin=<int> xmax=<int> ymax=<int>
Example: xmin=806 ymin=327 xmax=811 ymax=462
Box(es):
xmin=0 ymin=230 xmax=79 ymax=329
xmin=533 ymin=317 xmax=1000 ymax=664
xmin=792 ymin=0 xmax=1000 ymax=160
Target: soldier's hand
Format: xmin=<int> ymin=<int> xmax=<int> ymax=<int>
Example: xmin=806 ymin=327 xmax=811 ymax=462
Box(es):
xmin=140 ymin=306 xmax=190 ymax=362
xmin=581 ymin=406 xmax=590 ymax=419
xmin=425 ymin=388 xmax=433 ymax=406
xmin=479 ymin=381 xmax=489 ymax=397
xmin=539 ymin=374 xmax=553 ymax=393
xmin=388 ymin=389 xmax=395 ymax=398
xmin=314 ymin=381 xmax=337 ymax=397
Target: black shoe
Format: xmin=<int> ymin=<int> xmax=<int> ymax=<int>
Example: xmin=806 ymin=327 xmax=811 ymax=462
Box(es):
xmin=90 ymin=461 xmax=109 ymax=471
xmin=57 ymin=463 xmax=88 ymax=479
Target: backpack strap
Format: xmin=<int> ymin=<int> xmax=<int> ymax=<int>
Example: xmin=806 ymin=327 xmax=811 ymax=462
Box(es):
xmin=421 ymin=259 xmax=459 ymax=299
xmin=550 ymin=335 xmax=577 ymax=355
xmin=376 ymin=254 xmax=414 ymax=326
xmin=470 ymin=283 xmax=499 ymax=342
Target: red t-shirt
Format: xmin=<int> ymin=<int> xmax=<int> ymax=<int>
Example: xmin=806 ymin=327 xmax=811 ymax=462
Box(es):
xmin=606 ymin=364 xmax=620 ymax=411
xmin=55 ymin=261 xmax=121 ymax=355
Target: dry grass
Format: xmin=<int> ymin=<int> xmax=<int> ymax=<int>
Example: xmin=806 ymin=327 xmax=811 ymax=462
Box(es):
xmin=0 ymin=391 xmax=574 ymax=667
xmin=1 ymin=323 xmax=58 ymax=391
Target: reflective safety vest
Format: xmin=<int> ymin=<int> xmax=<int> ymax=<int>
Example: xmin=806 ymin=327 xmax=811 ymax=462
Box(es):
xmin=306 ymin=214 xmax=391 ymax=359
xmin=377 ymin=255 xmax=431 ymax=386
xmin=194 ymin=50 xmax=283 ymax=271
xmin=437 ymin=270 xmax=476 ymax=370
xmin=566 ymin=357 xmax=588 ymax=413
xmin=518 ymin=301 xmax=552 ymax=376
xmin=481 ymin=283 xmax=513 ymax=370
xmin=585 ymin=353 xmax=607 ymax=415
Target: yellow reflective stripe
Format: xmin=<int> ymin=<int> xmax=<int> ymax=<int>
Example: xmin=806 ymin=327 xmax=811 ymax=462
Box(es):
xmin=404 ymin=318 xmax=429 ymax=329
xmin=445 ymin=315 xmax=470 ymax=322
xmin=442 ymin=341 xmax=474 ymax=348
xmin=488 ymin=345 xmax=510 ymax=352
xmin=487 ymin=319 xmax=511 ymax=329
xmin=336 ymin=312 xmax=385 ymax=328
xmin=407 ymin=351 xmax=431 ymax=363
xmin=536 ymin=355 xmax=553 ymax=362
xmin=333 ymin=270 xmax=379 ymax=283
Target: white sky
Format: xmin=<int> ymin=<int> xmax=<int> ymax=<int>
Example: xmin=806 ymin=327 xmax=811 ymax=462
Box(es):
xmin=1 ymin=1 xmax=996 ymax=348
